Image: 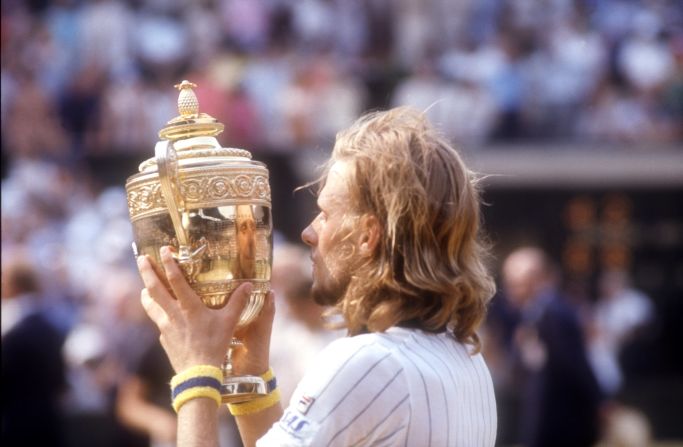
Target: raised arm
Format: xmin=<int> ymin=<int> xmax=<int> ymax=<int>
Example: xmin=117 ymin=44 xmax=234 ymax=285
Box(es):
xmin=137 ymin=246 xmax=281 ymax=446
xmin=229 ymin=300 xmax=283 ymax=447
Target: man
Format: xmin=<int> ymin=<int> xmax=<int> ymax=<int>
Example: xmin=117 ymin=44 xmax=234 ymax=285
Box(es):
xmin=501 ymin=247 xmax=603 ymax=447
xmin=2 ymin=254 xmax=68 ymax=447
xmin=137 ymin=107 xmax=497 ymax=446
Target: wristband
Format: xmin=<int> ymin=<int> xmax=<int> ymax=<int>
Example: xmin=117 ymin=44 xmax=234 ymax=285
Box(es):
xmin=170 ymin=365 xmax=223 ymax=413
xmin=228 ymin=368 xmax=281 ymax=416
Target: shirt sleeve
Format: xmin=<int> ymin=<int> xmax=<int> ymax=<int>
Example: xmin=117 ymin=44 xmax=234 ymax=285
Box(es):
xmin=257 ymin=335 xmax=411 ymax=447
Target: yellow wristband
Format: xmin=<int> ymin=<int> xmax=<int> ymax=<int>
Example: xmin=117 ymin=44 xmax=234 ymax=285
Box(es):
xmin=227 ymin=368 xmax=280 ymax=416
xmin=228 ymin=388 xmax=281 ymax=416
xmin=172 ymin=386 xmax=222 ymax=413
xmin=170 ymin=365 xmax=223 ymax=388
xmin=260 ymin=367 xmax=275 ymax=382
xmin=170 ymin=365 xmax=224 ymax=413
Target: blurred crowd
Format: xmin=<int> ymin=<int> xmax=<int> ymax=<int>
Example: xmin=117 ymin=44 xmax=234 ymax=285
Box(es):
xmin=1 ymin=0 xmax=678 ymax=446
xmin=1 ymin=0 xmax=682 ymax=165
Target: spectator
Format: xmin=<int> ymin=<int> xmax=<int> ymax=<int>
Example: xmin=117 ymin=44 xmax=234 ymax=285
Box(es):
xmin=3 ymin=74 xmax=69 ymax=160
xmin=116 ymin=340 xmax=178 ymax=447
xmin=617 ymin=10 xmax=675 ymax=95
xmin=588 ymin=269 xmax=655 ymax=396
xmin=78 ymin=0 xmax=133 ymax=79
xmin=502 ymin=247 xmax=603 ymax=447
xmin=1 ymin=253 xmax=68 ymax=447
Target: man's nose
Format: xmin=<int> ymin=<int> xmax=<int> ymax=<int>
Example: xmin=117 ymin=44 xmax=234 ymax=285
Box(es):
xmin=301 ymin=224 xmax=317 ymax=247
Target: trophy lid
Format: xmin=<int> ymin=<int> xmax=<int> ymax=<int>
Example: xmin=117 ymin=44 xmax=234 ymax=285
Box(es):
xmin=159 ymin=80 xmax=226 ymax=141
xmin=159 ymin=79 xmax=251 ymax=158
xmin=126 ymin=81 xmax=272 ymax=227
xmin=137 ymin=80 xmax=254 ymax=173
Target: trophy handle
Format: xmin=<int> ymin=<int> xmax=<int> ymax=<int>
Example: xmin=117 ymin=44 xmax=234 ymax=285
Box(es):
xmin=156 ymin=140 xmax=208 ymax=282
xmin=155 ymin=140 xmax=190 ymax=247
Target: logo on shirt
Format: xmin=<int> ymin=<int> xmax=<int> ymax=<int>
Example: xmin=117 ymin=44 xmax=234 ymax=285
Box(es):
xmin=276 ymin=409 xmax=319 ymax=444
xmin=296 ymin=395 xmax=315 ymax=415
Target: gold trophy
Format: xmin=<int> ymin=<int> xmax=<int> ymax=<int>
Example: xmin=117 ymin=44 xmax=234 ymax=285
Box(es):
xmin=125 ymin=81 xmax=272 ymax=403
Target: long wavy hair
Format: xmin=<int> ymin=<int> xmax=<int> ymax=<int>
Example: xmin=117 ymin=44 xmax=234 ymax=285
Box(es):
xmin=315 ymin=107 xmax=495 ymax=352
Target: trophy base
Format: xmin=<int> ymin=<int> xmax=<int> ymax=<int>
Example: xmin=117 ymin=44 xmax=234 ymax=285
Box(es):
xmin=221 ymin=375 xmax=268 ymax=404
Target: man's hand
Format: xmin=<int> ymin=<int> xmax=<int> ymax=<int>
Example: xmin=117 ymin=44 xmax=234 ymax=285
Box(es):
xmin=137 ymin=246 xmax=252 ymax=373
xmin=232 ymin=288 xmax=275 ymax=377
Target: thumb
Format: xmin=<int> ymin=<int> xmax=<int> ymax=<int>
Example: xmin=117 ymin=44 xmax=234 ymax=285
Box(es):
xmin=221 ymin=282 xmax=252 ymax=331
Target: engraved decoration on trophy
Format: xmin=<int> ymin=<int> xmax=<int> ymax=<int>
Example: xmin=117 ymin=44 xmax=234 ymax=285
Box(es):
xmin=126 ymin=80 xmax=273 ymax=403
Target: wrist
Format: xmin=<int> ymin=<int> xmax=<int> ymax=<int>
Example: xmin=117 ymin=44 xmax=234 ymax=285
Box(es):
xmin=177 ymin=354 xmax=225 ymax=373
xmin=239 ymin=364 xmax=270 ymax=377
xmin=231 ymin=356 xmax=270 ymax=377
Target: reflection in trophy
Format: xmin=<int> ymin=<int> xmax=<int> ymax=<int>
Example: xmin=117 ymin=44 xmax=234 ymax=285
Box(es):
xmin=125 ymin=81 xmax=273 ymax=403
xmin=235 ymin=204 xmax=256 ymax=280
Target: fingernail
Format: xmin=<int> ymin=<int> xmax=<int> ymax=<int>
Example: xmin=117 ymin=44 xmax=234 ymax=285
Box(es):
xmin=245 ymin=283 xmax=253 ymax=294
xmin=160 ymin=246 xmax=170 ymax=257
xmin=136 ymin=255 xmax=146 ymax=268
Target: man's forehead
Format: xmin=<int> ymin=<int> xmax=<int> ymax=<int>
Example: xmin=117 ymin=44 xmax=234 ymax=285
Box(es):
xmin=319 ymin=161 xmax=352 ymax=206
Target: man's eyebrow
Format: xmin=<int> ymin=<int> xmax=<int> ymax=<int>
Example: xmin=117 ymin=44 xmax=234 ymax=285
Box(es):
xmin=317 ymin=193 xmax=337 ymax=210
xmin=316 ymin=195 xmax=327 ymax=209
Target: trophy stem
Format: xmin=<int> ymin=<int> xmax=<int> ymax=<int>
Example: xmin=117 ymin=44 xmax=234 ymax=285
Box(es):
xmin=220 ymin=338 xmax=268 ymax=404
xmin=222 ymin=338 xmax=242 ymax=376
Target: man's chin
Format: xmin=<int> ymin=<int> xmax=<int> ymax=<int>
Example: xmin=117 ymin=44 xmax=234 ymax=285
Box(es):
xmin=311 ymin=283 xmax=344 ymax=307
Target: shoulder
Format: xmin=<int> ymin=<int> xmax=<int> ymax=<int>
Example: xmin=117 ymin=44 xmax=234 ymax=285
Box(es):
xmin=4 ymin=312 xmax=63 ymax=345
xmin=293 ymin=332 xmax=406 ymax=404
xmin=258 ymin=333 xmax=411 ymax=446
xmin=318 ymin=332 xmax=401 ymax=363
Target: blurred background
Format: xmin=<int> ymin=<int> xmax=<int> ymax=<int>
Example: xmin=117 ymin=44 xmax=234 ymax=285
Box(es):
xmin=1 ymin=0 xmax=681 ymax=446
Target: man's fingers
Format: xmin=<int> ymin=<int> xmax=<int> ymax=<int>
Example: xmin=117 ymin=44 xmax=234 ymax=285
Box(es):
xmin=255 ymin=290 xmax=276 ymax=333
xmin=263 ymin=290 xmax=275 ymax=318
xmin=140 ymin=288 xmax=169 ymax=330
xmin=159 ymin=246 xmax=202 ymax=311
xmin=234 ymin=289 xmax=275 ymax=340
xmin=221 ymin=282 xmax=253 ymax=332
xmin=137 ymin=255 xmax=177 ymax=318
xmin=232 ymin=289 xmax=273 ymax=375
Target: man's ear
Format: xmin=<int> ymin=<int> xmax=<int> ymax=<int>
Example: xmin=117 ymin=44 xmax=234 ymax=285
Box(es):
xmin=359 ymin=214 xmax=381 ymax=256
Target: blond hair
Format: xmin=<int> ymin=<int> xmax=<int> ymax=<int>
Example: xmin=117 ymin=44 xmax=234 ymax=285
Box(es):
xmin=319 ymin=107 xmax=495 ymax=351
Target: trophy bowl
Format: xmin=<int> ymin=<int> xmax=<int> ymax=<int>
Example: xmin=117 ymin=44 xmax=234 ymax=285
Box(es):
xmin=125 ymin=81 xmax=273 ymax=403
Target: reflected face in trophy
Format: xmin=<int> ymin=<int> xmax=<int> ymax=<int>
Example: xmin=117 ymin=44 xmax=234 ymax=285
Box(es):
xmin=236 ymin=204 xmax=256 ymax=279
xmin=301 ymin=161 xmax=355 ymax=306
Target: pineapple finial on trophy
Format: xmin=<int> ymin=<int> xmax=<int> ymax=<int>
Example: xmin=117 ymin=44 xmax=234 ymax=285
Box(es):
xmin=157 ymin=80 xmax=225 ymax=141
xmin=174 ymin=80 xmax=199 ymax=117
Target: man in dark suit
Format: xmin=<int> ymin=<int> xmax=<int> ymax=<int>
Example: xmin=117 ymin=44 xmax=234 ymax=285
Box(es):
xmin=1 ymin=256 xmax=67 ymax=447
xmin=502 ymin=247 xmax=603 ymax=447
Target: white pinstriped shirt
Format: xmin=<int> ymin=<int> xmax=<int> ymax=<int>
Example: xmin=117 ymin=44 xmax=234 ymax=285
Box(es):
xmin=257 ymin=327 xmax=497 ymax=446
